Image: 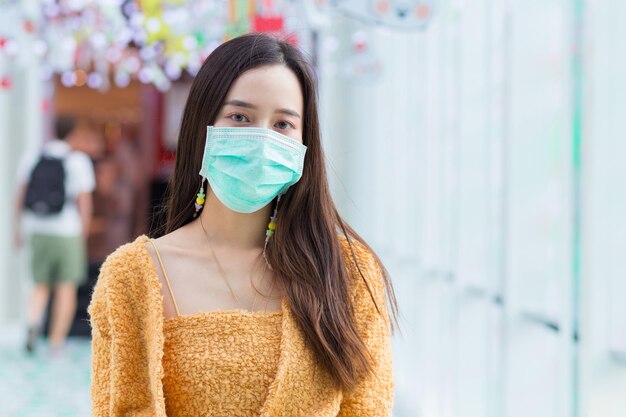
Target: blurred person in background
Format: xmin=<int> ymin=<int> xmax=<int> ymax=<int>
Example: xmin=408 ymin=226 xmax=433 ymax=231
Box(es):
xmin=88 ymin=34 xmax=397 ymax=417
xmin=88 ymin=123 xmax=142 ymax=263
xmin=13 ymin=115 xmax=96 ymax=355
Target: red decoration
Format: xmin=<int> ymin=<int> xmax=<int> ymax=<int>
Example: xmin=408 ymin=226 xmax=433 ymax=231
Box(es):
xmin=416 ymin=5 xmax=431 ymax=19
xmin=284 ymin=33 xmax=298 ymax=46
xmin=252 ymin=16 xmax=284 ymax=33
xmin=375 ymin=0 xmax=390 ymax=15
xmin=251 ymin=14 xmax=297 ymax=45
xmin=0 ymin=76 xmax=12 ymax=90
xmin=0 ymin=38 xmax=6 ymax=49
xmin=23 ymin=20 xmax=36 ymax=33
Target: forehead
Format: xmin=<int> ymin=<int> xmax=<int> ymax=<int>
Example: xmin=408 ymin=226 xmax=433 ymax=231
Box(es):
xmin=224 ymin=65 xmax=303 ymax=113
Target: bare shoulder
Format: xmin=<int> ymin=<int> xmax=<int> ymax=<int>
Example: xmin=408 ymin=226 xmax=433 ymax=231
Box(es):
xmin=143 ymin=225 xmax=199 ymax=261
xmin=141 ymin=224 xmax=206 ymax=318
xmin=142 ymin=227 xmax=190 ymax=280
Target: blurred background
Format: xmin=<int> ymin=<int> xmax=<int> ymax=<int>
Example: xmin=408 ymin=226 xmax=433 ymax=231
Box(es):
xmin=0 ymin=0 xmax=624 ymax=416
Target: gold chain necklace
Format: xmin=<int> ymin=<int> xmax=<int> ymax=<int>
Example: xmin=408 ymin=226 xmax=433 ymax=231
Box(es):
xmin=199 ymin=216 xmax=262 ymax=311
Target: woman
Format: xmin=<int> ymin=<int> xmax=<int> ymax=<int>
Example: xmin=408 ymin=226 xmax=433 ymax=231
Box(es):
xmin=88 ymin=33 xmax=397 ymax=417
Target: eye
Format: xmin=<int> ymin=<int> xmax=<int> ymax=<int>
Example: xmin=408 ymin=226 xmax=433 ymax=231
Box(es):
xmin=275 ymin=120 xmax=295 ymax=130
xmin=228 ymin=113 xmax=249 ymax=123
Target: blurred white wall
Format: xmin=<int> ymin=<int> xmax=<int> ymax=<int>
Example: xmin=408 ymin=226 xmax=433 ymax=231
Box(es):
xmin=0 ymin=0 xmax=45 ymax=325
xmin=317 ymin=12 xmax=426 ymax=417
xmin=317 ymin=1 xmax=626 ymax=417
xmin=582 ymin=0 xmax=626 ymax=416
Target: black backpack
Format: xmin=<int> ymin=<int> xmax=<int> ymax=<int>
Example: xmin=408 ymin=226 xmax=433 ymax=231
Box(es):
xmin=24 ymin=155 xmax=66 ymax=215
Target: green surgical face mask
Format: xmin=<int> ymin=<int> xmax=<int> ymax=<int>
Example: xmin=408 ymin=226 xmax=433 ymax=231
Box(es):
xmin=199 ymin=126 xmax=307 ymax=214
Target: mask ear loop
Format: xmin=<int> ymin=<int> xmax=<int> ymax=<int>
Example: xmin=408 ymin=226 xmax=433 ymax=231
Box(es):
xmin=263 ymin=193 xmax=282 ymax=271
xmin=193 ymin=177 xmax=207 ymax=218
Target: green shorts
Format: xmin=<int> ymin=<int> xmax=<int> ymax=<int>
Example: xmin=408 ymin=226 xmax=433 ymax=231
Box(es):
xmin=30 ymin=234 xmax=87 ymax=286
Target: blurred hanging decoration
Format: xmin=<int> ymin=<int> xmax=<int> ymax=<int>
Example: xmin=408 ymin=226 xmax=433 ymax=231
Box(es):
xmin=0 ymin=37 xmax=18 ymax=56
xmin=225 ymin=0 xmax=254 ymax=39
xmin=307 ymin=0 xmax=434 ymax=30
xmin=134 ymin=0 xmax=228 ymax=82
xmin=0 ymin=0 xmax=35 ymax=68
xmin=0 ymin=75 xmax=12 ymax=90
xmin=252 ymin=0 xmax=298 ymax=44
xmin=368 ymin=0 xmax=433 ymax=29
xmin=223 ymin=0 xmax=298 ymax=43
xmin=0 ymin=0 xmax=304 ymax=91
xmin=341 ymin=31 xmax=381 ymax=82
xmin=22 ymin=19 xmax=36 ymax=34
xmin=41 ymin=0 xmax=132 ymax=91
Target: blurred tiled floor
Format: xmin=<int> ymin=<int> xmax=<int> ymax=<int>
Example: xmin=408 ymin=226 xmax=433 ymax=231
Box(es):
xmin=0 ymin=324 xmax=91 ymax=417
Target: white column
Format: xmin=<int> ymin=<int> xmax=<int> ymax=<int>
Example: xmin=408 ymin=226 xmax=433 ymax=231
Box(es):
xmin=0 ymin=0 xmax=45 ymax=324
xmin=581 ymin=0 xmax=626 ymax=416
xmin=0 ymin=29 xmax=12 ymax=325
xmin=318 ymin=12 xmax=436 ymax=417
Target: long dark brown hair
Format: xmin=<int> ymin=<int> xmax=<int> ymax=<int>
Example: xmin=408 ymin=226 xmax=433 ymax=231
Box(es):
xmin=165 ymin=33 xmax=397 ymax=391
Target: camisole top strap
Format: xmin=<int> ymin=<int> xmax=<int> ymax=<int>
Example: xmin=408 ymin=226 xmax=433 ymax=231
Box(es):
xmin=148 ymin=239 xmax=181 ymax=317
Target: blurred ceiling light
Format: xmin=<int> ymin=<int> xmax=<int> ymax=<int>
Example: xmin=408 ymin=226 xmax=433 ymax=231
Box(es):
xmin=138 ymin=67 xmax=153 ymax=84
xmin=87 ymin=72 xmax=104 ymax=89
xmin=114 ymin=71 xmax=131 ymax=88
xmin=61 ymin=70 xmax=77 ymax=87
xmin=146 ymin=17 xmax=162 ymax=34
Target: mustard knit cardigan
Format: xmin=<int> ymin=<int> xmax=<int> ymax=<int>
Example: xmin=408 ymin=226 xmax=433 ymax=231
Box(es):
xmin=88 ymin=235 xmax=394 ymax=417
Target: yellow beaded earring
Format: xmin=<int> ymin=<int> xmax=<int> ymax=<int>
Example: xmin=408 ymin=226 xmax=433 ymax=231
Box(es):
xmin=263 ymin=193 xmax=282 ymax=270
xmin=193 ymin=177 xmax=206 ymax=218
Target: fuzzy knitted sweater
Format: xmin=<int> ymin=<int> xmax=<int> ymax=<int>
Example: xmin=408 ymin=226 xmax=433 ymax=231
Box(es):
xmin=88 ymin=235 xmax=394 ymax=417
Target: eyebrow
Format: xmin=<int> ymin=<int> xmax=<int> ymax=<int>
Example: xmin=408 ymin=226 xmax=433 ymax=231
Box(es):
xmin=224 ymin=99 xmax=301 ymax=119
